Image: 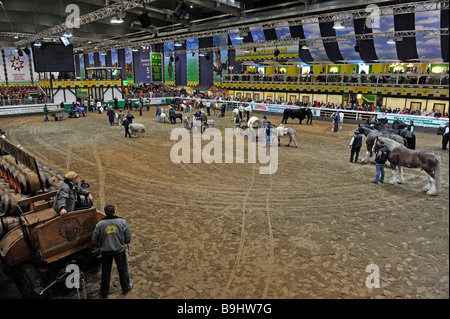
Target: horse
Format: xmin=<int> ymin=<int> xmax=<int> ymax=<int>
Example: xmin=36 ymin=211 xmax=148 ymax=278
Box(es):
xmin=392 ymin=119 xmax=408 ymax=130
xmin=276 ymin=124 xmax=300 ymax=148
xmin=174 ymin=112 xmax=183 ymax=123
xmin=373 ymin=136 xmax=441 ymax=196
xmin=370 ymin=123 xmax=416 ymax=150
xmin=355 ymin=124 xmax=408 ymax=163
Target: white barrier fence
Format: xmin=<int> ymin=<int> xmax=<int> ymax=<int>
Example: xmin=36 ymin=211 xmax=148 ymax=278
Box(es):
xmin=0 ymin=103 xmax=59 ymax=117
xmin=178 ymin=98 xmax=448 ymax=129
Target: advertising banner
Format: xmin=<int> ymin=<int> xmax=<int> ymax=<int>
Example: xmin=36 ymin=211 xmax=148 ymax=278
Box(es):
xmin=164 ymin=42 xmax=175 ymax=86
xmin=4 ymin=49 xmax=32 ymax=83
xmin=139 ymin=49 xmax=151 ymax=83
xmin=378 ymin=113 xmax=447 ymax=128
xmin=151 ymin=53 xmax=162 ymax=82
xmin=125 ymin=48 xmax=134 ymax=85
xmin=186 ymin=38 xmax=199 ymax=86
xmin=213 ymin=34 xmax=228 ymax=84
xmin=235 ymin=42 xmax=298 ymax=61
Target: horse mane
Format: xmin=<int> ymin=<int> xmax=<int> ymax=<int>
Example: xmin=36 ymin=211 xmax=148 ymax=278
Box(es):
xmin=377 ymin=136 xmax=405 ymax=151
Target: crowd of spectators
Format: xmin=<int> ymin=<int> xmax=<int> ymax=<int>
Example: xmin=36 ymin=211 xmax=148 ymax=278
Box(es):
xmin=124 ymin=82 xmax=169 ymax=96
xmin=224 ymin=95 xmax=448 ymax=118
xmin=0 ymin=86 xmax=47 ymax=105
xmin=228 ymin=69 xmax=449 ymax=86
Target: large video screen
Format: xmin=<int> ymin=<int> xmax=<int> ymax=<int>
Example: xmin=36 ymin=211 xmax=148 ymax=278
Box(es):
xmin=32 ymin=43 xmax=75 ymax=72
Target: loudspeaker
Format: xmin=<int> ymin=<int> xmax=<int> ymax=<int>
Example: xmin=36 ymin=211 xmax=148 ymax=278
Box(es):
xmin=174 ymin=2 xmax=188 ymax=19
xmin=137 ymin=11 xmax=152 ymax=28
xmin=23 ymin=48 xmax=31 ymax=55
xmin=205 ymin=54 xmax=210 ymax=61
xmin=17 ymin=49 xmax=23 ymax=56
xmin=175 ymin=56 xmax=179 ymax=62
xmin=354 ymin=45 xmax=360 ymax=52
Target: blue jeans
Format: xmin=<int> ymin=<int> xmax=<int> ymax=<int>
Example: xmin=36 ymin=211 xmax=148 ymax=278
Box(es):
xmin=156 ymin=114 xmax=160 ymax=122
xmin=265 ymin=135 xmax=272 ymax=147
xmin=374 ymin=163 xmax=385 ymax=183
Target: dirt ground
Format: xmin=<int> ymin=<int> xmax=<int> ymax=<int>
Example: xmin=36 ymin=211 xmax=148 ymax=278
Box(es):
xmin=0 ymin=107 xmax=448 ymax=299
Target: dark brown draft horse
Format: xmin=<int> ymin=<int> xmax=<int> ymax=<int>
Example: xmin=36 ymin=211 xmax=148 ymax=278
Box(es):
xmin=373 ymin=136 xmax=441 ymax=196
xmin=355 ymin=124 xmax=407 ymax=163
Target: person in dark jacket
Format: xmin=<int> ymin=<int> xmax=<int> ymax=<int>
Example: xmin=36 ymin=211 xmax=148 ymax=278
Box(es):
xmin=92 ymin=204 xmax=133 ymax=298
xmin=333 ymin=112 xmax=340 ymax=132
xmin=349 ymin=129 xmax=363 ymax=163
xmin=372 ymin=144 xmax=389 ymax=184
xmin=43 ymin=104 xmax=49 ymax=122
xmin=107 ymin=106 xmax=115 ymax=126
xmin=122 ymin=117 xmax=131 ymax=138
xmin=53 ymin=171 xmax=93 ymax=215
xmin=169 ymin=107 xmax=176 ymax=124
xmin=264 ymin=121 xmax=273 ymax=147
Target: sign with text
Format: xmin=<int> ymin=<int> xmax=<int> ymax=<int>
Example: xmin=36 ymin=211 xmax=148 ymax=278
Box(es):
xmin=151 ymin=53 xmax=162 ymax=82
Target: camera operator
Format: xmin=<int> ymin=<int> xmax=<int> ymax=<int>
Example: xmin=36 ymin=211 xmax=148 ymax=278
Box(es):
xmin=53 ymin=171 xmax=93 ymax=215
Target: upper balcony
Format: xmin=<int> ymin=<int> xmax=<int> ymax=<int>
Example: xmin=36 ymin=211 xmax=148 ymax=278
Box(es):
xmin=221 ymin=73 xmax=449 ymax=88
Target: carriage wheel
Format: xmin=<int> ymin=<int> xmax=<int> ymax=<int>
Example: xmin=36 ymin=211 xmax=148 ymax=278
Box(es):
xmin=13 ymin=262 xmax=45 ymax=299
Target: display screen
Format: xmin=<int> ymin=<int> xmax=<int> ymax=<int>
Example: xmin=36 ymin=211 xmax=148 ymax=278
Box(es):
xmin=32 ymin=43 xmax=75 ymax=72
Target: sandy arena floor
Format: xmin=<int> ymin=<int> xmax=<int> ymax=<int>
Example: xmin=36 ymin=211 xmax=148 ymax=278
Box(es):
xmin=0 ymin=107 xmax=448 ymax=299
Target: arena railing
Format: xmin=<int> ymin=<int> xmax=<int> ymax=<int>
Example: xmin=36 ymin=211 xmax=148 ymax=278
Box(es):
xmin=0 ymin=97 xmax=51 ymax=106
xmin=222 ymin=73 xmax=449 ymax=87
xmin=173 ymin=97 xmax=447 ymax=128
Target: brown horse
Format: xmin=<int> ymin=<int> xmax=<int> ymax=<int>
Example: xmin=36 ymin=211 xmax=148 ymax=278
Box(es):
xmin=373 ymin=136 xmax=441 ymax=196
xmin=355 ymin=124 xmax=407 ymax=163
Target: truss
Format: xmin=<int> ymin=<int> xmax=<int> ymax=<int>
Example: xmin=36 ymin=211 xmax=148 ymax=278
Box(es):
xmin=14 ymin=0 xmax=157 ymax=47
xmin=80 ymin=28 xmax=448 ymax=56
xmin=14 ymin=0 xmax=449 ymax=54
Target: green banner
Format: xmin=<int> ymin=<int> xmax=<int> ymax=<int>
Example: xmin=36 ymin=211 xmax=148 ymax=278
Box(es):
xmin=152 ymin=53 xmax=162 ymax=82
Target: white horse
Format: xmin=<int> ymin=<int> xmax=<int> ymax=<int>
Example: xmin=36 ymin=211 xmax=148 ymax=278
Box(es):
xmin=276 ymin=124 xmax=300 ymax=148
xmin=160 ymin=112 xmax=167 ymax=123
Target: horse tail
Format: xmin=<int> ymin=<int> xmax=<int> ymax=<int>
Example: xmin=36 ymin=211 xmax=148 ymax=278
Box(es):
xmin=434 ymin=155 xmax=441 ymax=192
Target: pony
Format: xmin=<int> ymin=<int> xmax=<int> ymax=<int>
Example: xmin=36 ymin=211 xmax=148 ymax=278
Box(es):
xmin=355 ymin=124 xmax=407 ymax=163
xmin=373 ymin=136 xmax=441 ymax=196
xmin=159 ymin=112 xmax=167 ymax=123
xmin=129 ymin=123 xmax=146 ymax=137
xmin=184 ymin=114 xmax=193 ymax=131
xmin=276 ymin=124 xmax=300 ymax=148
xmin=174 ymin=112 xmax=183 ymax=123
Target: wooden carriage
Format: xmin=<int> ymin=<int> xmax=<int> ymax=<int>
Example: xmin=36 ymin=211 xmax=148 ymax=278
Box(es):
xmin=0 ymin=191 xmax=105 ymax=298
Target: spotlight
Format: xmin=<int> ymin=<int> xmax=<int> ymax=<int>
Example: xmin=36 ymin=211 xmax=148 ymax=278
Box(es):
xmin=175 ymin=56 xmax=179 ymax=62
xmin=170 ymin=56 xmax=174 ymax=62
xmin=192 ymin=52 xmax=195 ymax=57
xmin=60 ymin=36 xmax=70 ymax=46
xmin=387 ymin=38 xmax=395 ymax=44
xmin=333 ymin=21 xmax=345 ymax=29
xmin=274 ymin=49 xmax=280 ymax=57
xmin=23 ymin=48 xmax=31 ymax=55
xmin=110 ymin=16 xmax=124 ymax=24
xmin=17 ymin=49 xmax=23 ymax=56
xmin=205 ymin=54 xmax=210 ymax=60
